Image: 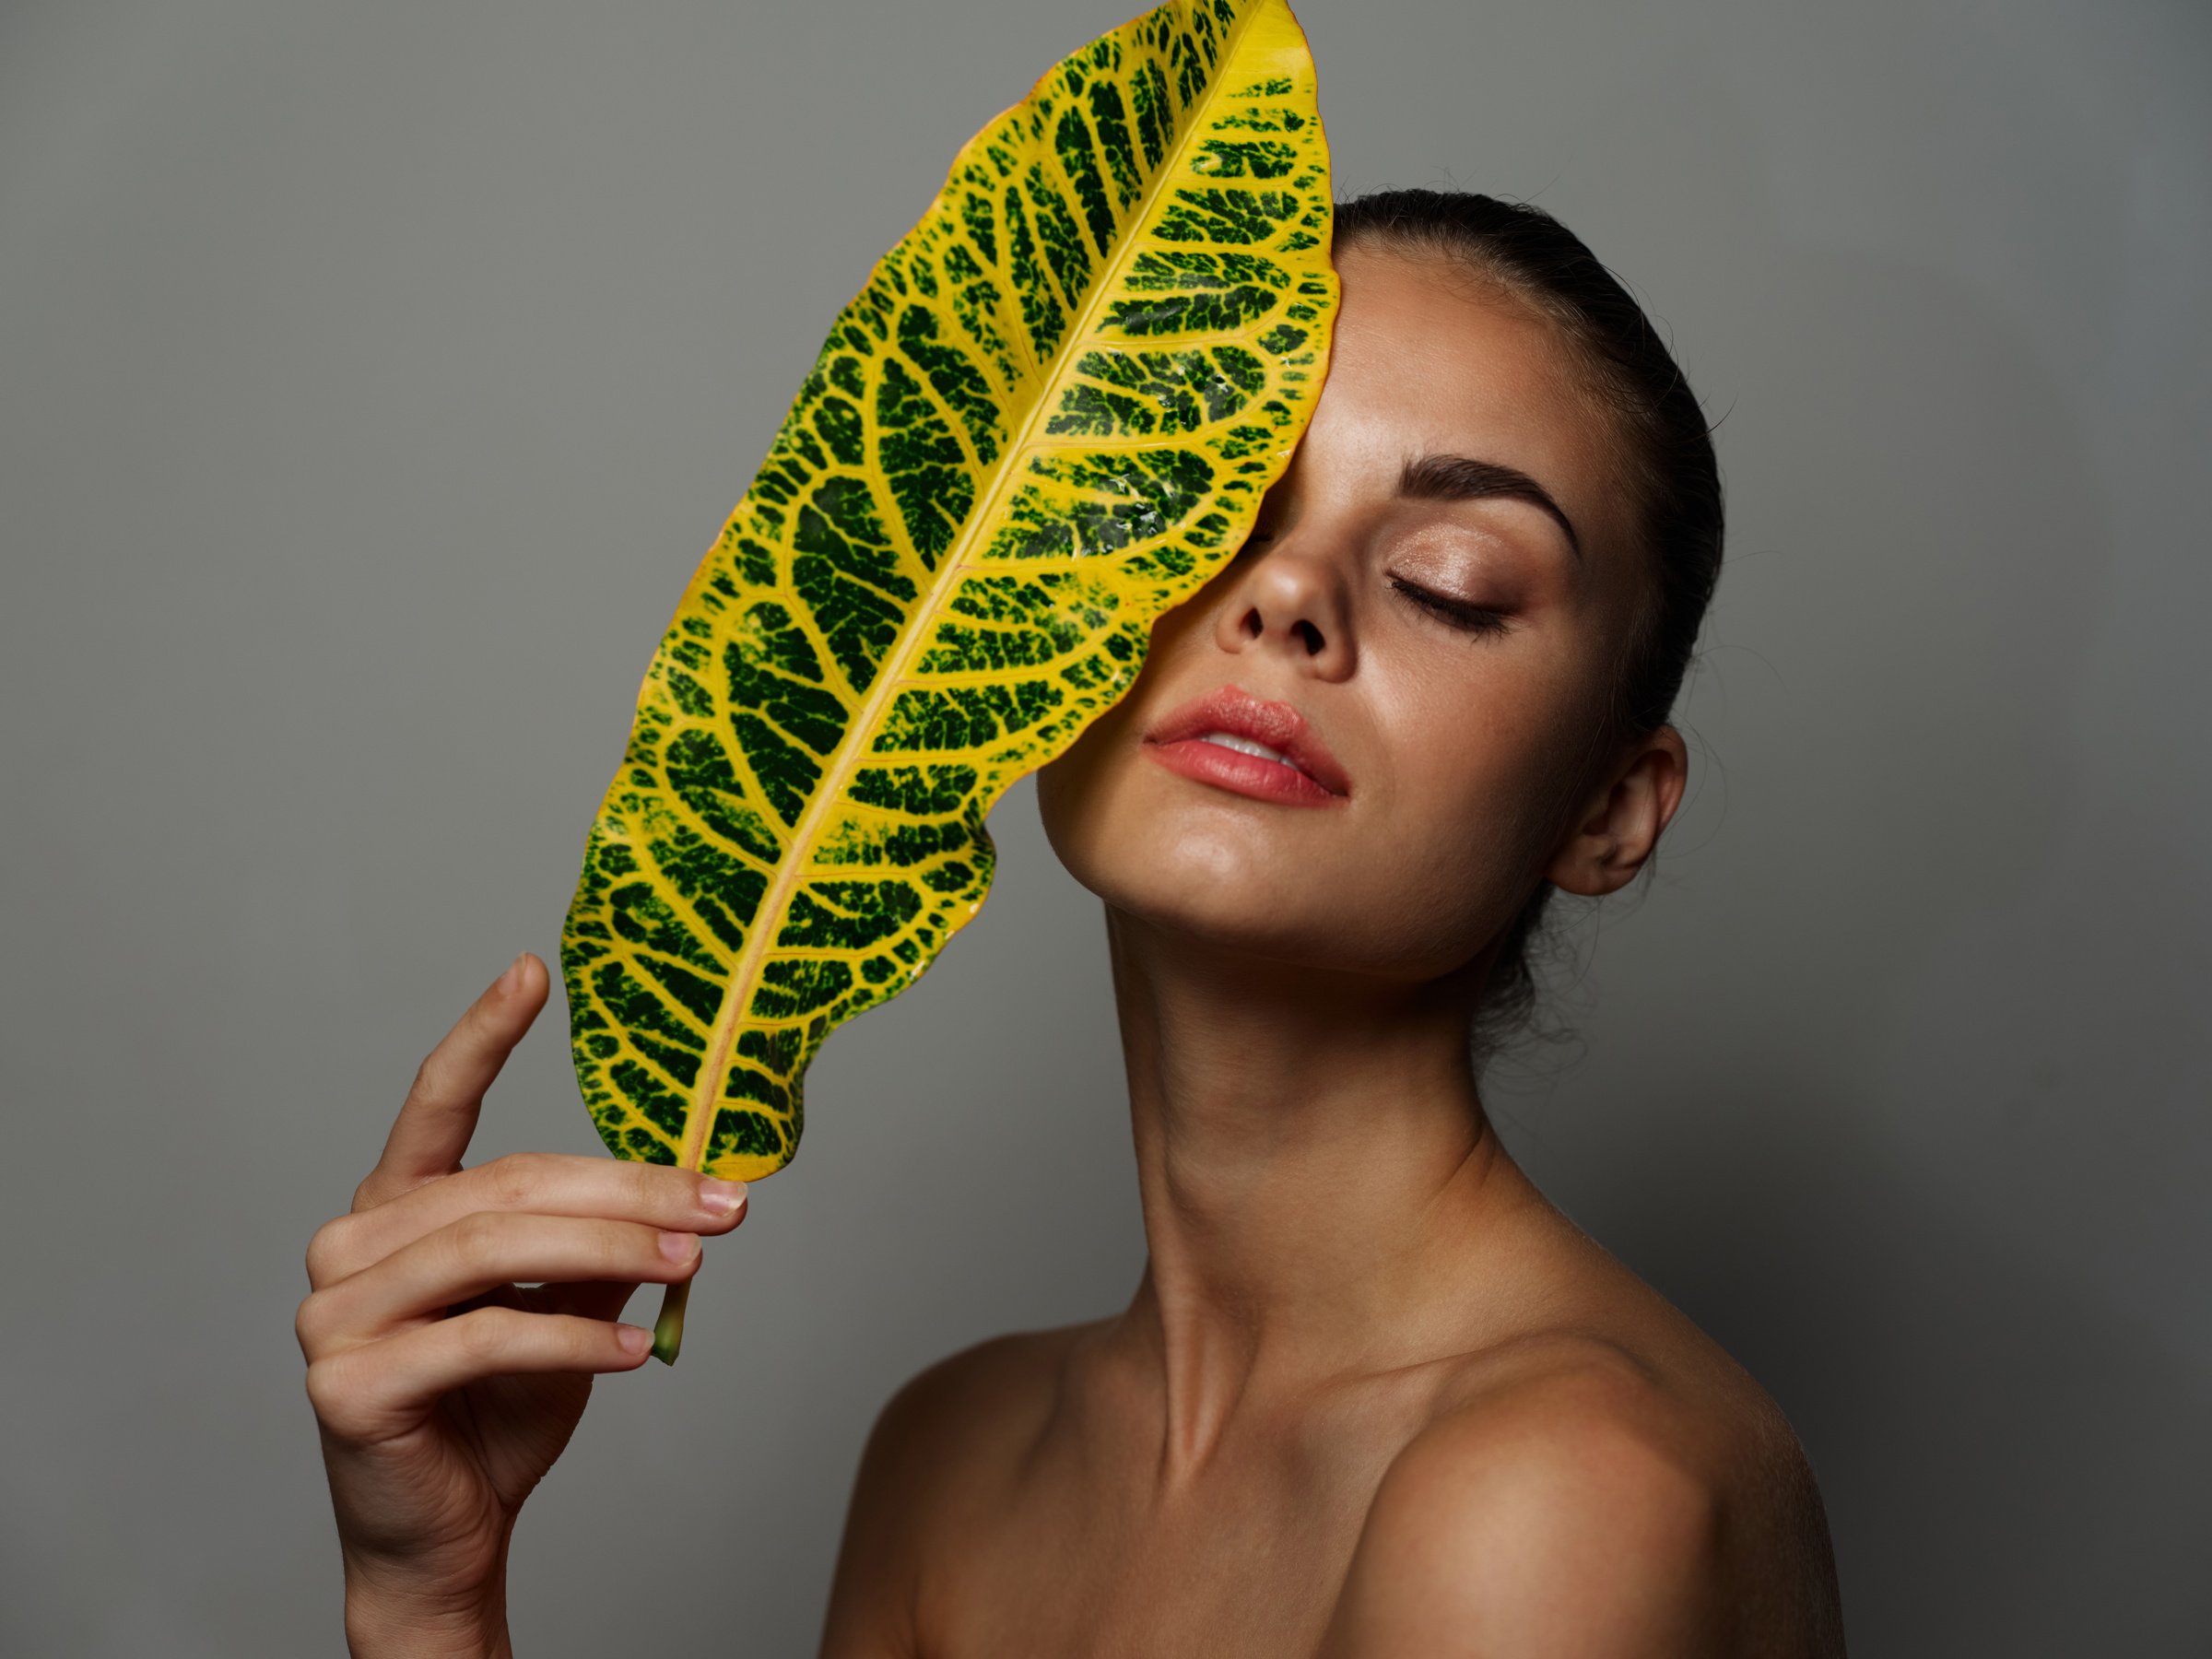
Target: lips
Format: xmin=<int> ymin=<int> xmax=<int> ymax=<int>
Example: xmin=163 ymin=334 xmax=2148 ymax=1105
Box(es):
xmin=1141 ymin=684 xmax=1352 ymax=797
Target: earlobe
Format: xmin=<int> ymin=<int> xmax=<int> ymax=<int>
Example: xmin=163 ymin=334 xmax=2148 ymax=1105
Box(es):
xmin=1543 ymin=813 xmax=1629 ymax=900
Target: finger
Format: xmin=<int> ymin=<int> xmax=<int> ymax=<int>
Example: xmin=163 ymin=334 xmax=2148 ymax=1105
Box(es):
xmin=298 ymin=1212 xmax=700 ymax=1358
xmin=359 ymin=952 xmax=547 ymax=1208
xmin=310 ymin=1152 xmax=746 ymax=1287
xmin=307 ymin=1306 xmax=652 ymax=1443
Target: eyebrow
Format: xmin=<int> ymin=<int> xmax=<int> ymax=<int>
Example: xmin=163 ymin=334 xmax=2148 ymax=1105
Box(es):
xmin=1395 ymin=453 xmax=1583 ymax=561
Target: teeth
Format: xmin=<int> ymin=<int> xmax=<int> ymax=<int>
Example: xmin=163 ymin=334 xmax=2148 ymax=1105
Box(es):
xmin=1199 ymin=731 xmax=1292 ymax=766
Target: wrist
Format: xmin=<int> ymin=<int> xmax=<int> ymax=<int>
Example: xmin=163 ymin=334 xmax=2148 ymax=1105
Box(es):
xmin=343 ymin=1559 xmax=512 ymax=1659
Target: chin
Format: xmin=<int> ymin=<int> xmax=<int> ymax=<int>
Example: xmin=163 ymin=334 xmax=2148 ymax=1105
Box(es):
xmin=1111 ymin=852 xmax=1332 ymax=950
xmin=1045 ymin=811 xmax=1421 ymax=978
xmin=1037 ymin=741 xmax=1498 ymax=981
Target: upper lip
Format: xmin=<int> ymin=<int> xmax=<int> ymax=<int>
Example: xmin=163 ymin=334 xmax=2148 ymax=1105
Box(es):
xmin=1142 ymin=684 xmax=1352 ymax=796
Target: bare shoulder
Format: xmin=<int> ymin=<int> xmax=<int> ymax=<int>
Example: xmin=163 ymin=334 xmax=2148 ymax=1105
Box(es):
xmin=818 ymin=1320 xmax=1092 ymax=1658
xmin=1322 ymin=1330 xmax=1845 ymax=1658
xmin=877 ymin=1319 xmax=1086 ymax=1468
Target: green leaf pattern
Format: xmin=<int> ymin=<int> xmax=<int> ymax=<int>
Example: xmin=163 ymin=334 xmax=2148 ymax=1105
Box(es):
xmin=563 ymin=0 xmax=1335 ymax=1181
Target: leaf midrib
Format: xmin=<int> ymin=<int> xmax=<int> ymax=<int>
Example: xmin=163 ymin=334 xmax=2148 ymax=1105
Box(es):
xmin=677 ymin=1 xmax=1276 ymax=1172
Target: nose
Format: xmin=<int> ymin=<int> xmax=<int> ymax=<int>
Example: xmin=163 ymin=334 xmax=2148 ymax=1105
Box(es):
xmin=1208 ymin=531 xmax=1354 ymax=678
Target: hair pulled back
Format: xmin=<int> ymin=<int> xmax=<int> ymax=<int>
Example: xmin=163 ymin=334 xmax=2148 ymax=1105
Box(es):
xmin=1330 ymin=189 xmax=1725 ymax=1064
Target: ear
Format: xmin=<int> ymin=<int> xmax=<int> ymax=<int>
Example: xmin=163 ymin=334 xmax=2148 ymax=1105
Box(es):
xmin=1543 ymin=725 xmax=1689 ymax=898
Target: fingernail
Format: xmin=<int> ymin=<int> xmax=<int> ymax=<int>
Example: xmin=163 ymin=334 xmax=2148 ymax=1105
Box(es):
xmin=617 ymin=1324 xmax=653 ymax=1357
xmin=659 ymin=1230 xmax=700 ymax=1263
xmin=499 ymin=952 xmax=529 ymax=994
xmin=699 ymin=1179 xmax=748 ymax=1218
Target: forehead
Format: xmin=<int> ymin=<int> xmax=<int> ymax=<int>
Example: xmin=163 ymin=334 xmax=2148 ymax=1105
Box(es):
xmin=1298 ymin=243 xmax=1629 ymax=553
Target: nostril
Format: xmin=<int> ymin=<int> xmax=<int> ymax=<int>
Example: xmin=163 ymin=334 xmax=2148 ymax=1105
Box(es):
xmin=1243 ymin=609 xmax=1264 ymax=639
xmin=1294 ymin=620 xmax=1324 ymax=654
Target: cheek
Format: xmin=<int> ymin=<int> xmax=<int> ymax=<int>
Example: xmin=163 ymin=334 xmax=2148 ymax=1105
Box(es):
xmin=1034 ymin=595 xmax=1224 ymax=885
xmin=1366 ymin=795 xmax=1547 ymax=974
xmin=1358 ymin=664 xmax=1594 ymax=952
xmin=1032 ymin=728 xmax=1098 ymax=869
xmin=1033 ymin=677 xmax=1156 ymax=894
xmin=1033 ymin=606 xmax=1606 ymax=977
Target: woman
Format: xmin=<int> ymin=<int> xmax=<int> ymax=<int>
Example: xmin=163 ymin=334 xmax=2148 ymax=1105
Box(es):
xmin=298 ymin=189 xmax=1847 ymax=1656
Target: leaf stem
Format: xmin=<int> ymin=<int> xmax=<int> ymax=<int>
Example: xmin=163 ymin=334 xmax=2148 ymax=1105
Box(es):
xmin=651 ymin=1278 xmax=689 ymax=1365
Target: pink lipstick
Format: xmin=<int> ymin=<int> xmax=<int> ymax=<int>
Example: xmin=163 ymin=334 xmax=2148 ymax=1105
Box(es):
xmin=1140 ymin=685 xmax=1350 ymax=806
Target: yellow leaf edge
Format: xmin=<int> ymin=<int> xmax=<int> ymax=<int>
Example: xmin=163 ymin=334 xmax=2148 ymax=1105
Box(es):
xmin=564 ymin=0 xmax=1340 ymax=1185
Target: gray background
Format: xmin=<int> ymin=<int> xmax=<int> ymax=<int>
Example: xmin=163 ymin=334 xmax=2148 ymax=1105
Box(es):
xmin=3 ymin=0 xmax=2206 ymax=1652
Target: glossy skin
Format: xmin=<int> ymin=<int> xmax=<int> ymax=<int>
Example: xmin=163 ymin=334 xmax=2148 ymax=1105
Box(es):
xmin=299 ymin=244 xmax=1844 ymax=1656
xmin=826 ymin=244 xmax=1842 ymax=1655
xmin=1041 ymin=247 xmax=1661 ymax=992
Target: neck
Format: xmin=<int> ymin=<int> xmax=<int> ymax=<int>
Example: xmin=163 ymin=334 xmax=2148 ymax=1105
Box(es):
xmin=1100 ymin=906 xmax=1529 ymax=1481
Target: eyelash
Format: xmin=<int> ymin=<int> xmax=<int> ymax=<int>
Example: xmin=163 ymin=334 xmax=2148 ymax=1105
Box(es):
xmin=1389 ymin=575 xmax=1513 ymax=638
xmin=1238 ymin=533 xmax=1512 ymax=639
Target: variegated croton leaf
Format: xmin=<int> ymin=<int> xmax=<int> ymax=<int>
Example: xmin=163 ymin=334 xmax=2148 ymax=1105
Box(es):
xmin=562 ymin=0 xmax=1335 ymax=1197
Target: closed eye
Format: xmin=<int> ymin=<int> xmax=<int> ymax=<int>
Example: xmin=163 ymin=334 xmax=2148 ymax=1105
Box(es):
xmin=1390 ymin=576 xmax=1513 ymax=638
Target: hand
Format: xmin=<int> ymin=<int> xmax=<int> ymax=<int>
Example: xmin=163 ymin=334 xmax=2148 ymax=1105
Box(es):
xmin=295 ymin=952 xmax=749 ymax=1656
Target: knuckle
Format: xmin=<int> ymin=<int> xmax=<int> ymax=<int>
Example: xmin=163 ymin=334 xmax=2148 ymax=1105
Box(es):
xmin=604 ymin=1219 xmax=654 ymax=1270
xmin=629 ymin=1161 xmax=681 ymax=1214
xmin=303 ymin=1355 xmax=352 ymax=1423
xmin=450 ymin=1305 xmax=519 ymax=1364
xmin=404 ymin=1052 xmax=442 ymax=1109
xmin=448 ymin=1208 xmax=506 ymax=1265
xmin=303 ymin=1217 xmax=354 ymax=1288
xmin=294 ymin=1290 xmax=335 ymax=1358
xmin=485 ymin=1152 xmax=547 ymax=1210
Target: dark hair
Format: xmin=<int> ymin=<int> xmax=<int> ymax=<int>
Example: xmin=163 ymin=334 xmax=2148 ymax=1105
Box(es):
xmin=1332 ymin=188 xmax=1725 ymax=1065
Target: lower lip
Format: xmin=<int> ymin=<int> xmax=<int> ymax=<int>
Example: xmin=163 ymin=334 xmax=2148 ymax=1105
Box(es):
xmin=1142 ymin=738 xmax=1345 ymax=806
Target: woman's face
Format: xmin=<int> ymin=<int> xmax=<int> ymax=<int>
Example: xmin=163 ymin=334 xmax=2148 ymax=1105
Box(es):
xmin=1036 ymin=241 xmax=1685 ymax=983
